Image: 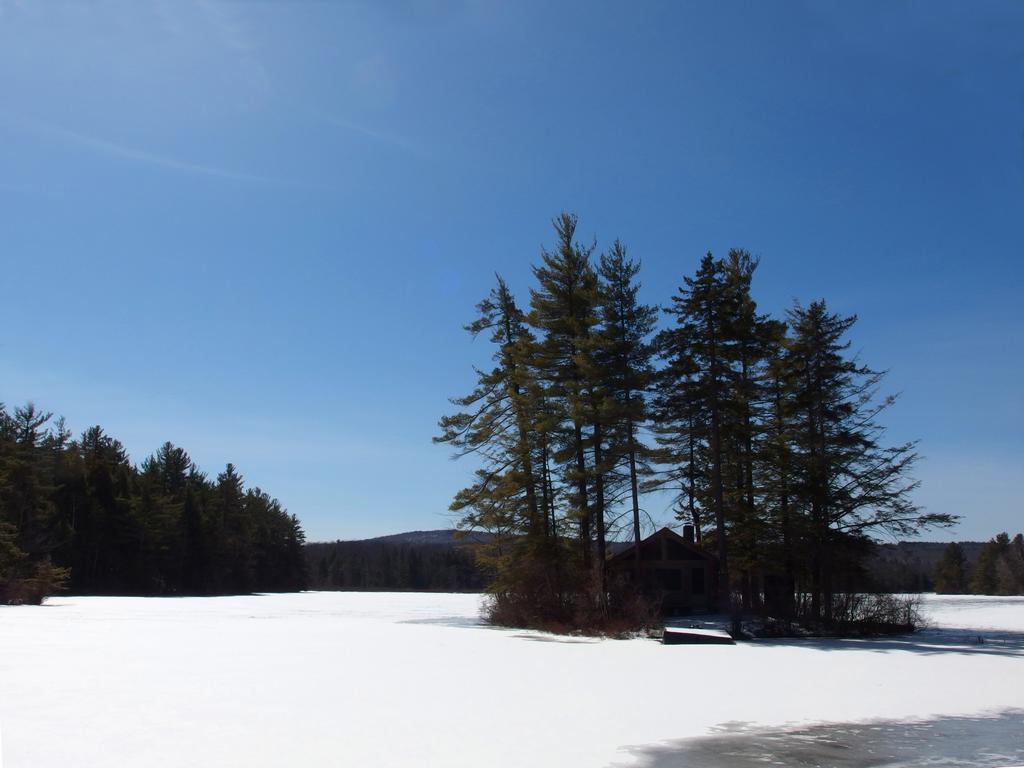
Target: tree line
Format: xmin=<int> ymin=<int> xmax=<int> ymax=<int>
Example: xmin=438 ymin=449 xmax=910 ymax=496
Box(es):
xmin=300 ymin=535 xmax=1020 ymax=597
xmin=305 ymin=539 xmax=487 ymax=592
xmin=0 ymin=401 xmax=306 ymax=603
xmin=437 ymin=213 xmax=955 ymax=630
xmin=934 ymin=533 xmax=1024 ymax=595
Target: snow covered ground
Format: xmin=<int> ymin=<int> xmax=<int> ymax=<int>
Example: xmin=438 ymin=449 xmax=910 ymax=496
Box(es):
xmin=1 ymin=592 xmax=1022 ymax=767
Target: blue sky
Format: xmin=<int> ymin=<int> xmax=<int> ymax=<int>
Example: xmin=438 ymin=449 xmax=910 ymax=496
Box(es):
xmin=0 ymin=1 xmax=1020 ymax=542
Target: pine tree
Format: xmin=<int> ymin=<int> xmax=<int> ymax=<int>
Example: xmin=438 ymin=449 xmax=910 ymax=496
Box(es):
xmin=527 ymin=213 xmax=604 ymax=584
xmin=783 ymin=301 xmax=956 ymax=622
xmin=70 ymin=426 xmax=139 ymax=592
xmin=595 ymin=240 xmax=657 ymax=562
xmin=0 ymin=404 xmax=70 ymax=602
xmin=758 ymin=334 xmax=804 ymax=618
xmin=970 ymin=534 xmax=1005 ymax=594
xmin=3 ymin=404 xmax=62 ymax=558
xmin=649 ymin=331 xmax=706 ymax=540
xmin=0 ymin=405 xmax=29 ymax=598
xmin=435 ymin=276 xmax=570 ymax=617
xmin=215 ymin=463 xmax=251 ymax=592
xmin=995 ymin=533 xmax=1024 ymax=595
xmin=655 ymin=254 xmax=737 ymax=606
xmin=933 ymin=542 xmax=968 ymax=594
xmin=180 ymin=485 xmax=205 ymax=592
xmin=720 ymin=250 xmax=782 ymax=609
xmin=0 ymin=519 xmax=26 ymax=594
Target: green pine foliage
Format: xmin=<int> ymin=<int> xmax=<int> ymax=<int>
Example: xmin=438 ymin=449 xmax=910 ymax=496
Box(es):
xmin=435 ymin=273 xmax=582 ymax=623
xmin=437 ymin=216 xmax=666 ymax=629
xmin=933 ymin=542 xmax=968 ymax=594
xmin=0 ymin=402 xmax=306 ymax=603
xmin=969 ymin=532 xmax=1024 ymax=595
xmin=527 ymin=212 xmax=604 ymax=577
xmin=305 ymin=540 xmax=487 ymax=592
xmin=595 ymin=241 xmax=658 ymax=559
xmin=780 ymin=301 xmax=955 ymax=622
xmin=970 ymin=536 xmax=1003 ymax=594
xmin=439 ymin=212 xmax=958 ymax=632
xmin=652 ymin=250 xmax=788 ymax=610
xmin=999 ymin=534 xmax=1024 ymax=594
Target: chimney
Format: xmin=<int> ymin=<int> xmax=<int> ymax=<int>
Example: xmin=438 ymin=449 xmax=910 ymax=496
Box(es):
xmin=682 ymin=524 xmax=694 ymax=544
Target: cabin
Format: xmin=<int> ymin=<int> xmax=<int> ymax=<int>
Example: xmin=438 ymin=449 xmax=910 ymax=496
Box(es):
xmin=607 ymin=525 xmax=718 ymax=615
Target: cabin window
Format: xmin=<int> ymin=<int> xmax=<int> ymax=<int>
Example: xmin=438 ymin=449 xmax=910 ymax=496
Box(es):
xmin=691 ymin=567 xmax=705 ymax=595
xmin=655 ymin=568 xmax=682 ymax=591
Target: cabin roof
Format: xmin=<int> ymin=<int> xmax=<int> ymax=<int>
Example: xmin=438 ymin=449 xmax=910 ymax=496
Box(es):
xmin=607 ymin=526 xmax=716 ymax=564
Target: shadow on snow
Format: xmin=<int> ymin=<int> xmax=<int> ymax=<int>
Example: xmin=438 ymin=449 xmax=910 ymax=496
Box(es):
xmin=752 ymin=627 xmax=1024 ymax=658
xmin=619 ymin=709 xmax=1024 ymax=768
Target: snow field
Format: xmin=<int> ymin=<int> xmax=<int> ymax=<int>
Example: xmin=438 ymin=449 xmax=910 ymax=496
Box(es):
xmin=1 ymin=592 xmax=1022 ymax=767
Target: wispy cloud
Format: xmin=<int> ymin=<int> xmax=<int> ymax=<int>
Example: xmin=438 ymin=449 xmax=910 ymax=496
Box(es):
xmin=193 ymin=0 xmax=273 ymax=102
xmin=12 ymin=118 xmax=269 ymax=183
xmin=196 ymin=0 xmax=256 ymax=53
xmin=326 ymin=115 xmax=423 ymax=156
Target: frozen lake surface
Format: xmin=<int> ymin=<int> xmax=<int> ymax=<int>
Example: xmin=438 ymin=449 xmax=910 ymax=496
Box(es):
xmin=1 ymin=592 xmax=1022 ymax=767
xmin=626 ymin=710 xmax=1024 ymax=767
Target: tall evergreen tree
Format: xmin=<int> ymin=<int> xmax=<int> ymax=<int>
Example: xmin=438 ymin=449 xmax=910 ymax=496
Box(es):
xmin=527 ymin=214 xmax=604 ymax=582
xmin=0 ymin=403 xmax=69 ymax=602
xmin=649 ymin=332 xmax=706 ymax=540
xmin=996 ymin=533 xmax=1024 ymax=595
xmin=783 ymin=301 xmax=955 ymax=621
xmin=595 ymin=240 xmax=657 ymax=561
xmin=656 ymin=254 xmax=736 ymax=604
xmin=760 ymin=340 xmax=802 ymax=617
xmin=720 ymin=251 xmax=783 ymax=609
xmin=435 ymin=276 xmax=570 ymax=615
xmin=933 ymin=542 xmax=968 ymax=594
xmin=215 ymin=463 xmax=251 ymax=592
xmin=970 ymin=534 xmax=1004 ymax=595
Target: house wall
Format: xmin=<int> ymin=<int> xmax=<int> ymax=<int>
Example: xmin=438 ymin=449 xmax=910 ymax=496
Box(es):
xmin=608 ymin=533 xmax=718 ymax=614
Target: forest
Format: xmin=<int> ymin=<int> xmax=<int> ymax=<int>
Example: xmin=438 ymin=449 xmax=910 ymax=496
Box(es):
xmin=305 ymin=537 xmax=486 ymax=592
xmin=301 ymin=534 xmax=1024 ymax=597
xmin=933 ymin=533 xmax=1024 ymax=595
xmin=0 ymin=402 xmax=306 ymax=603
xmin=437 ymin=212 xmax=957 ymax=631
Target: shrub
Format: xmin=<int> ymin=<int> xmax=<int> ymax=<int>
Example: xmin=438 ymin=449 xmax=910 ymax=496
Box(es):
xmin=830 ymin=591 xmax=924 ymax=633
xmin=751 ymin=592 xmax=925 ymax=637
xmin=0 ymin=558 xmax=70 ymax=605
xmin=483 ymin=576 xmax=662 ymax=636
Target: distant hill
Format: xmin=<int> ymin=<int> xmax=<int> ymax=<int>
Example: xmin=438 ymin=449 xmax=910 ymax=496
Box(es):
xmin=320 ymin=528 xmax=630 ymax=550
xmin=361 ymin=529 xmax=492 ymax=546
